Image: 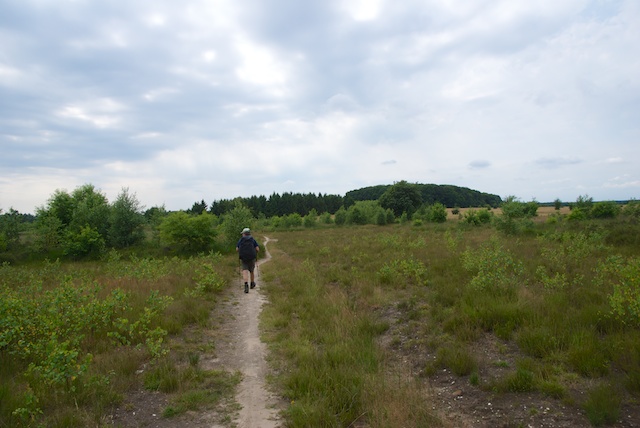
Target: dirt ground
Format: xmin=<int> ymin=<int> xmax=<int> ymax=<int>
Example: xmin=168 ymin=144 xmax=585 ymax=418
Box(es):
xmin=405 ymin=334 xmax=640 ymax=428
xmin=110 ymin=233 xmax=639 ymax=428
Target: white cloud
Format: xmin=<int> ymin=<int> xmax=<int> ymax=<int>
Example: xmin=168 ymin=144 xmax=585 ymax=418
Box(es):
xmin=341 ymin=0 xmax=383 ymax=21
xmin=1 ymin=0 xmax=639 ymax=213
xmin=55 ymin=98 xmax=126 ymax=129
xmin=234 ymin=37 xmax=289 ymax=91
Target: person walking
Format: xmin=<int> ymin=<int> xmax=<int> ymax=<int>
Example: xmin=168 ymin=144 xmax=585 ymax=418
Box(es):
xmin=236 ymin=227 xmax=259 ymax=293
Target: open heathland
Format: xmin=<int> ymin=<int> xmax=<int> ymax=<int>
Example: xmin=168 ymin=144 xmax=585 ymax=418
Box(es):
xmin=1 ymin=200 xmax=640 ymax=427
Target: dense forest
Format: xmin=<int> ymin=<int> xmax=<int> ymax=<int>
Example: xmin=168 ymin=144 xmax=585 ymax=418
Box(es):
xmin=346 ymin=183 xmax=502 ymax=208
xmin=208 ymin=192 xmax=344 ymax=217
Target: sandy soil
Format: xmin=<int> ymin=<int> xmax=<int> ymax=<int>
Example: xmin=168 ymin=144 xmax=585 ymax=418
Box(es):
xmin=204 ymin=236 xmax=284 ymax=428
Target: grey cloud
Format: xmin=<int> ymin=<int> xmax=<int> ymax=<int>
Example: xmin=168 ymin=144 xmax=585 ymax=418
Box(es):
xmin=469 ymin=160 xmax=491 ymax=169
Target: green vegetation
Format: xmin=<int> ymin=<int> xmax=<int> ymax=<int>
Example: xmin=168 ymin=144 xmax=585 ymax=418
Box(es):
xmin=0 ymin=253 xmax=238 ymax=427
xmin=259 ymin=203 xmax=639 ymax=427
xmin=1 ymin=185 xmax=638 ymax=427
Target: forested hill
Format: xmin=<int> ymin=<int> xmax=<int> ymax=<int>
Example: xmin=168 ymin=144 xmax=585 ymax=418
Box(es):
xmin=207 ymin=183 xmax=501 ymax=217
xmin=346 ymin=184 xmax=502 ymax=208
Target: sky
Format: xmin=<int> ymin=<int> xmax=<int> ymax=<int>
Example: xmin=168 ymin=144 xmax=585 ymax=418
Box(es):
xmin=1 ymin=0 xmax=639 ymax=214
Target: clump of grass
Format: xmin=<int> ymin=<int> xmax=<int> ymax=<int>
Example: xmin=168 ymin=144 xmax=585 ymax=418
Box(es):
xmin=539 ymin=380 xmax=566 ymax=399
xmin=143 ymin=360 xmax=180 ymax=393
xmin=503 ymin=367 xmax=535 ymax=393
xmin=491 ymin=359 xmax=537 ymax=393
xmin=428 ymin=343 xmax=478 ymax=377
xmin=162 ymin=369 xmax=240 ymax=418
xmin=517 ymin=326 xmax=564 ymax=359
xmin=566 ymin=332 xmax=609 ymax=377
xmin=582 ymin=383 xmax=621 ymax=426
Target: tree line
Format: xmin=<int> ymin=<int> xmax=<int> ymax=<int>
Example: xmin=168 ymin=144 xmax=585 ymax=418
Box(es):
xmin=205 ymin=182 xmax=501 ymax=218
xmin=0 ymin=181 xmax=494 ymax=261
xmin=5 ymin=180 xmax=632 ymax=263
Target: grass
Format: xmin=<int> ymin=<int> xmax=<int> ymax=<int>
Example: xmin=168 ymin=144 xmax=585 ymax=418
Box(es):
xmin=259 ymin=215 xmax=638 ymax=427
xmin=583 ymin=383 xmax=621 ymax=426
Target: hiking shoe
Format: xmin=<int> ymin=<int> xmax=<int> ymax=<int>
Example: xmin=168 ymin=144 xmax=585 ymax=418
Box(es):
xmin=244 ymin=283 xmax=249 ymax=293
xmin=250 ymin=282 xmax=256 ymax=289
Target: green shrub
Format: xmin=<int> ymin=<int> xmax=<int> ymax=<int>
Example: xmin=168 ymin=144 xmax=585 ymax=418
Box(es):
xmin=428 ymin=203 xmax=447 ymax=223
xmin=377 ymin=258 xmax=429 ymax=287
xmin=462 ymin=209 xmax=482 ymax=225
xmin=63 ymin=225 xmax=106 ymax=259
xmin=320 ymin=212 xmax=333 ymax=224
xmin=597 ymin=255 xmax=640 ymax=327
xmin=161 ymin=211 xmax=218 ymax=253
xmin=334 ymin=207 xmax=347 ymax=225
xmin=622 ymin=200 xmax=640 ymax=218
xmin=282 ymin=213 xmax=303 ymax=228
xmin=591 ymin=201 xmax=621 ymax=219
xmin=303 ymin=209 xmax=318 ymax=228
xmin=461 ymin=237 xmax=523 ymax=292
xmin=567 ymin=207 xmax=589 ymax=221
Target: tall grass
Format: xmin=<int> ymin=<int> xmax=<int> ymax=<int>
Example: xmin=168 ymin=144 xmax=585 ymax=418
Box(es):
xmin=260 ymin=216 xmax=639 ymax=426
xmin=260 ymin=226 xmax=443 ymax=427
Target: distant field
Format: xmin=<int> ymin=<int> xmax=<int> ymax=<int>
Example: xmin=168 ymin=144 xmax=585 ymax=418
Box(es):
xmin=448 ymin=205 xmax=572 ymax=220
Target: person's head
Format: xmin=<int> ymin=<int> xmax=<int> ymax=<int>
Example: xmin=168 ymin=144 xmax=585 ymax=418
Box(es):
xmin=241 ymin=227 xmax=251 ymax=236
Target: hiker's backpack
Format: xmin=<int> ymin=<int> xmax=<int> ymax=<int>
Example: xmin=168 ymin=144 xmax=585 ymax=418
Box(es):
xmin=238 ymin=236 xmax=257 ymax=261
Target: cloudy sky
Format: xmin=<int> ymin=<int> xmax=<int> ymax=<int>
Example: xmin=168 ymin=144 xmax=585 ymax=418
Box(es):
xmin=1 ymin=0 xmax=639 ymax=214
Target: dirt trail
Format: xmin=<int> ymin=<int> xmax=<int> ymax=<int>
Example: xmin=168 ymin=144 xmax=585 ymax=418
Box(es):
xmin=109 ymin=238 xmax=283 ymax=427
xmin=206 ymin=236 xmax=283 ymax=428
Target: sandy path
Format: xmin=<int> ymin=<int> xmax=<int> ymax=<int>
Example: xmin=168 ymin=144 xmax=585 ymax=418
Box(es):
xmin=208 ymin=237 xmax=282 ymax=428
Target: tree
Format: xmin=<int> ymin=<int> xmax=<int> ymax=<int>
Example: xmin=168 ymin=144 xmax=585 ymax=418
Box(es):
xmin=379 ymin=181 xmax=422 ymax=218
xmin=189 ymin=200 xmax=208 ymax=215
xmin=568 ymin=195 xmax=594 ymax=221
xmin=47 ymin=189 xmax=74 ymax=228
xmin=34 ymin=184 xmax=109 ymax=256
xmin=109 ymin=188 xmax=146 ymax=248
xmin=494 ymin=196 xmax=536 ymax=234
xmin=221 ymin=204 xmax=255 ymax=249
xmin=33 ymin=208 xmax=63 ymax=252
xmin=554 ymin=198 xmax=562 ymax=211
xmin=0 ymin=208 xmax=22 ymax=251
xmin=69 ymin=184 xmax=110 ymax=237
